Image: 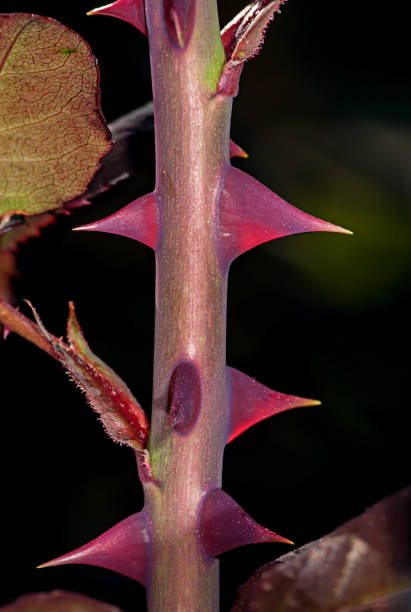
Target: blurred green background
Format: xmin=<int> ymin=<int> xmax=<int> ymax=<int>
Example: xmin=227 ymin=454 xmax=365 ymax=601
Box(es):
xmin=1 ymin=1 xmax=410 ymax=610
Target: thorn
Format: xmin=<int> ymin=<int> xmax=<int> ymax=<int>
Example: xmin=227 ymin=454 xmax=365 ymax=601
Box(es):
xmin=2 ymin=325 xmax=11 ymax=340
xmin=37 ymin=512 xmax=149 ymax=585
xmin=229 ymin=139 xmax=248 ymax=159
xmin=74 ymin=192 xmax=159 ymax=250
xmin=87 ymin=0 xmax=147 ymax=36
xmin=200 ymin=488 xmax=292 ymax=558
xmin=227 ymin=367 xmax=320 ymax=443
xmin=219 ymin=166 xmax=352 ymax=264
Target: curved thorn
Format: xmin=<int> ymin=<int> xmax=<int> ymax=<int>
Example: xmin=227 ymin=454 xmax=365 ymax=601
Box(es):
xmin=219 ymin=166 xmax=352 ymax=265
xmin=200 ymin=488 xmax=293 ymax=558
xmin=74 ymin=192 xmax=159 ymax=250
xmin=38 ymin=512 xmax=150 ymax=585
xmin=88 ymin=0 xmax=147 ymax=36
xmin=227 ymin=366 xmax=320 ymax=444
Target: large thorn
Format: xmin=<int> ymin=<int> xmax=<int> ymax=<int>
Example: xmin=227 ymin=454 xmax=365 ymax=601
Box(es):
xmin=74 ymin=192 xmax=159 ymax=249
xmin=219 ymin=167 xmax=352 ymax=265
xmin=38 ymin=512 xmax=149 ymax=585
xmin=227 ymin=367 xmax=320 ymax=444
xmin=87 ymin=0 xmax=147 ymax=36
xmin=200 ymin=489 xmax=292 ymax=558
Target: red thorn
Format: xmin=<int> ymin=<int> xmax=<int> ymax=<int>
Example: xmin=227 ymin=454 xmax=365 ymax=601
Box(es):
xmin=2 ymin=324 xmax=12 ymax=340
xmin=200 ymin=489 xmax=292 ymax=558
xmin=219 ymin=167 xmax=352 ymax=264
xmin=74 ymin=192 xmax=159 ymax=249
xmin=38 ymin=512 xmax=149 ymax=585
xmin=227 ymin=367 xmax=320 ymax=444
xmin=229 ymin=139 xmax=248 ymax=159
xmin=87 ymin=0 xmax=147 ymax=36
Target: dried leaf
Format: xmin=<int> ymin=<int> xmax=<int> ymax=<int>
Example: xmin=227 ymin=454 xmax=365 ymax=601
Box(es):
xmin=0 ymin=13 xmax=112 ymax=219
xmin=233 ymin=487 xmax=411 ymax=611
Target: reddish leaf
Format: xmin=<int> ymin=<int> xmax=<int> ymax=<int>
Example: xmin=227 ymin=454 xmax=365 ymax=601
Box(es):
xmin=0 ymin=299 xmax=55 ymax=355
xmin=233 ymin=487 xmax=411 ymax=611
xmin=0 ymin=590 xmax=122 ymax=611
xmin=0 ymin=299 xmax=149 ymax=450
xmin=0 ymin=14 xmax=112 ymax=219
xmin=219 ymin=1 xmax=286 ymax=96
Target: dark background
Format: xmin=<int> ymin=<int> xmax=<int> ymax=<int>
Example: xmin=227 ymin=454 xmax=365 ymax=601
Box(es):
xmin=1 ymin=1 xmax=411 ymax=609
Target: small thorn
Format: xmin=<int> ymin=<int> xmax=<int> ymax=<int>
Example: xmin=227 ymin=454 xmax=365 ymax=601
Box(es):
xmin=227 ymin=367 xmax=320 ymax=443
xmin=37 ymin=512 xmax=149 ymax=585
xmin=229 ymin=139 xmax=248 ymax=159
xmin=74 ymin=192 xmax=159 ymax=250
xmin=200 ymin=488 xmax=292 ymax=557
xmin=87 ymin=0 xmax=147 ymax=36
xmin=2 ymin=324 xmax=11 ymax=340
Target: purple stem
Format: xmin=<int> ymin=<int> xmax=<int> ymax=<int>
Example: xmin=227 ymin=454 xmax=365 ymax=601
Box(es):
xmin=142 ymin=0 xmax=230 ymax=609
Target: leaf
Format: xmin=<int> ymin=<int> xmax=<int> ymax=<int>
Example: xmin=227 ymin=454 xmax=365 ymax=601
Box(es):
xmin=0 ymin=299 xmax=149 ymax=451
xmin=0 ymin=590 xmax=123 ymax=611
xmin=0 ymin=101 xmax=156 ymax=305
xmin=232 ymin=487 xmax=411 ymax=611
xmin=218 ymin=0 xmax=286 ymax=96
xmin=0 ymin=13 xmax=112 ymax=219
